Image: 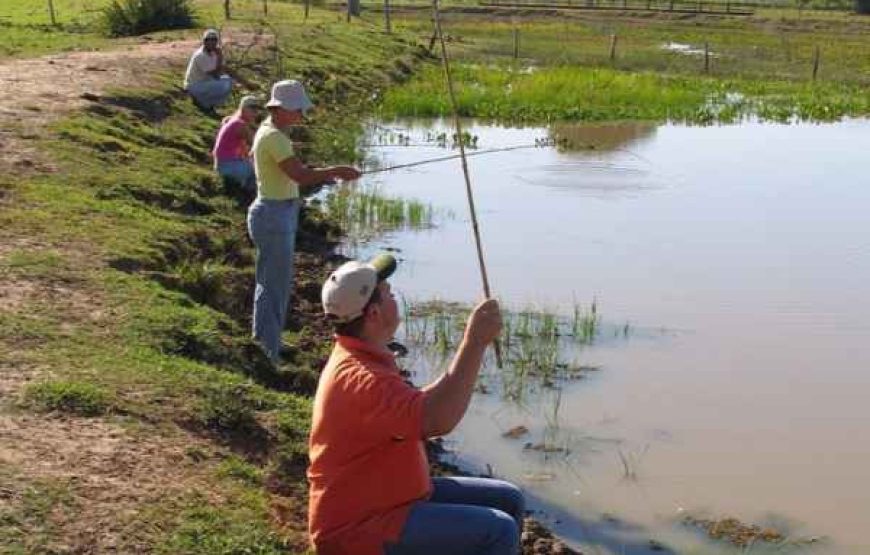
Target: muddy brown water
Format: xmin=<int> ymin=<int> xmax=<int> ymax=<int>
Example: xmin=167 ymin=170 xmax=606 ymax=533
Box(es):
xmin=338 ymin=118 xmax=870 ymax=554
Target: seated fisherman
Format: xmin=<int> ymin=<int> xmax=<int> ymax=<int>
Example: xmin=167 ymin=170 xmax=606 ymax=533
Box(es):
xmin=213 ymin=94 xmax=260 ymax=192
xmin=308 ymin=254 xmax=524 ymax=555
xmin=184 ymin=29 xmax=233 ymax=110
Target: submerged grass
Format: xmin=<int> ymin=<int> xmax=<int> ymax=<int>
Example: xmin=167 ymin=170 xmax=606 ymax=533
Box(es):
xmin=321 ymin=183 xmax=435 ymax=241
xmin=401 ymin=299 xmax=609 ymax=402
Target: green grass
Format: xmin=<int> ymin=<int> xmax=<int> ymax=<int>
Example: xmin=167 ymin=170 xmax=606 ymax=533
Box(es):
xmin=0 ymin=468 xmax=78 ymax=554
xmin=401 ymin=299 xmax=607 ymax=401
xmin=23 ymin=380 xmax=113 ymax=416
xmin=217 ymin=455 xmax=264 ymax=485
xmin=392 ymin=8 xmax=870 ymax=81
xmin=321 ymin=182 xmax=435 ymax=241
xmin=381 ymin=57 xmax=870 ymax=124
xmin=1 ymin=10 xmax=427 ymax=552
xmin=377 ymin=7 xmax=870 ymax=122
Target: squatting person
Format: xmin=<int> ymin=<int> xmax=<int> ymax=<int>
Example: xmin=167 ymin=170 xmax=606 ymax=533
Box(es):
xmin=183 ymin=29 xmax=233 ymax=110
xmin=248 ymin=79 xmax=360 ymax=362
xmin=213 ymin=94 xmax=261 ymax=192
xmin=308 ymin=254 xmax=524 ymax=555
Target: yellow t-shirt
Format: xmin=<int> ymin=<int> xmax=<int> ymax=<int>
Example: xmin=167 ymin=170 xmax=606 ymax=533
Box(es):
xmin=252 ymin=118 xmax=299 ymax=200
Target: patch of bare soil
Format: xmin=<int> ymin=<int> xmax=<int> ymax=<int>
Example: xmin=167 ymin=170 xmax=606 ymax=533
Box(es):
xmin=0 ymin=37 xmax=200 ymax=177
xmin=0 ymin=412 xmax=224 ymax=553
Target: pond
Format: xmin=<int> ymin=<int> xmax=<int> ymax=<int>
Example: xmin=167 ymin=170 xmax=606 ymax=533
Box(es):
xmin=331 ymin=118 xmax=870 ymax=554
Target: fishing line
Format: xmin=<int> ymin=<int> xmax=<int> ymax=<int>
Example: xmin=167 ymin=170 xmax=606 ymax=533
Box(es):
xmin=432 ymin=0 xmax=503 ymax=368
xmin=361 ymin=143 xmax=547 ymax=175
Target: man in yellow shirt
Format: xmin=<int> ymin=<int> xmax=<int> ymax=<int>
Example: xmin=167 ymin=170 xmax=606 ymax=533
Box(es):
xmin=248 ymin=80 xmax=360 ymax=362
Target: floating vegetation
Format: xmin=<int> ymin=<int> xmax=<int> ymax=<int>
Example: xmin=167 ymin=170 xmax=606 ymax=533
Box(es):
xmin=425 ymin=130 xmax=479 ymax=149
xmin=502 ymin=425 xmax=530 ymax=439
xmin=681 ymin=515 xmax=795 ymax=548
xmin=400 ymin=298 xmax=617 ymax=403
xmin=321 ymin=183 xmax=435 ymax=241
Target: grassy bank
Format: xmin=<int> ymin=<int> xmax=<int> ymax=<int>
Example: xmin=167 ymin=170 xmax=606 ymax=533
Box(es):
xmin=1 ymin=7 xmax=429 ymax=552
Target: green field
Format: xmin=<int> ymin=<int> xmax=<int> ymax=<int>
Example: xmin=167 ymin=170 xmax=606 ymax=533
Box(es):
xmin=373 ymin=5 xmax=870 ymax=122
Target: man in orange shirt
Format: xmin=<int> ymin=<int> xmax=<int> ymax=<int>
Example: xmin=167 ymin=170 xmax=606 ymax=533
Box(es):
xmin=308 ymin=254 xmax=523 ymax=555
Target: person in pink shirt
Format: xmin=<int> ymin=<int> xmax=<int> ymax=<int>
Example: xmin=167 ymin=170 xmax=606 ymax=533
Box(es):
xmin=213 ymin=95 xmax=261 ymax=192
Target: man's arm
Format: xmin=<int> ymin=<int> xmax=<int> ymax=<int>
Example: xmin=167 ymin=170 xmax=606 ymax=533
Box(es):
xmin=421 ymin=299 xmax=502 ymax=438
xmin=206 ymin=48 xmax=223 ymax=78
xmin=278 ymin=157 xmax=360 ymax=193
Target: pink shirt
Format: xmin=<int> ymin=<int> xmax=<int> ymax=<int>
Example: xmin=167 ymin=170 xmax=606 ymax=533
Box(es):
xmin=212 ymin=115 xmax=249 ymax=162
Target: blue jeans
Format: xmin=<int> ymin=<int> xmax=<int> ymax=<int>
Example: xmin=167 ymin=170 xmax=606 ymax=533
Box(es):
xmin=385 ymin=477 xmax=524 ymax=555
xmin=188 ymin=76 xmax=232 ymax=108
xmin=217 ymin=159 xmax=255 ymax=191
xmin=247 ymin=198 xmax=300 ymax=362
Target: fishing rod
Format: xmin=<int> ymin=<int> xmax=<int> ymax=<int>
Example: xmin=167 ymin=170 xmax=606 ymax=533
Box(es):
xmin=432 ymin=0 xmax=504 ymax=368
xmin=360 ymin=142 xmax=553 ymax=175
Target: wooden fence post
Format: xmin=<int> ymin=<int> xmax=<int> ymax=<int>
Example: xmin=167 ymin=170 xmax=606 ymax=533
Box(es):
xmin=224 ymin=0 xmax=231 ymax=19
xmin=385 ymin=0 xmax=392 ymax=33
xmin=609 ymin=34 xmax=618 ymax=63
xmin=812 ymin=45 xmax=820 ymax=80
xmin=47 ymin=0 xmax=57 ymax=26
xmin=704 ymin=41 xmax=710 ymax=73
xmin=263 ymin=0 xmax=268 ymax=16
xmin=513 ymin=27 xmax=519 ymax=59
xmin=305 ymin=0 xmax=310 ymax=20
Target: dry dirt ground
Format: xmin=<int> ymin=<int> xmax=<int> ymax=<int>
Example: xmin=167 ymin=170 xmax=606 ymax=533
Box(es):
xmin=0 ymin=38 xmax=196 ymax=176
xmin=0 ymin=30 xmax=271 ymax=176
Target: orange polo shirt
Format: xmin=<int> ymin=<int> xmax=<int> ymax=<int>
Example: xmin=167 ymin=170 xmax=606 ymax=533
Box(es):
xmin=308 ymin=335 xmax=432 ymax=555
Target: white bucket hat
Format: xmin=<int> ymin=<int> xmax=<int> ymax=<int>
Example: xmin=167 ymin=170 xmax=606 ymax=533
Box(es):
xmin=265 ymin=79 xmax=314 ymax=113
xmin=322 ymin=254 xmax=397 ymax=323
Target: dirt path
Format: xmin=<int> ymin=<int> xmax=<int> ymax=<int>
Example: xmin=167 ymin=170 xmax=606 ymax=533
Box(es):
xmin=0 ymin=38 xmax=198 ymax=175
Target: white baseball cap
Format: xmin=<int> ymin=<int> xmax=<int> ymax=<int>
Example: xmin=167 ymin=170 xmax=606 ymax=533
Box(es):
xmin=322 ymin=254 xmax=397 ymax=323
xmin=203 ymin=29 xmax=219 ymax=41
xmin=265 ymin=80 xmax=314 ymax=113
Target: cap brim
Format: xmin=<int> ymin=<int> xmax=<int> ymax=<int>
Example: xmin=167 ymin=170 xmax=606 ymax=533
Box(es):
xmin=369 ymin=254 xmax=397 ymax=281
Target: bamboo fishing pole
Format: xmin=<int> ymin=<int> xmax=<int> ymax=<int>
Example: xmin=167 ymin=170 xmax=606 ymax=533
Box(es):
xmin=431 ymin=0 xmax=503 ymax=368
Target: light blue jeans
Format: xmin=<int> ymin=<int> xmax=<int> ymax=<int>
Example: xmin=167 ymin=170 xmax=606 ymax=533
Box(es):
xmin=188 ymin=76 xmax=232 ymax=108
xmin=247 ymin=198 xmax=300 ymax=362
xmin=217 ymin=159 xmax=255 ymax=191
xmin=385 ymin=477 xmax=524 ymax=555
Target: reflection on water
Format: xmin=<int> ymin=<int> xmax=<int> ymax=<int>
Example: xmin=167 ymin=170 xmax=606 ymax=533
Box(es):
xmin=550 ymin=121 xmax=657 ymax=151
xmin=344 ymin=118 xmax=870 ymax=554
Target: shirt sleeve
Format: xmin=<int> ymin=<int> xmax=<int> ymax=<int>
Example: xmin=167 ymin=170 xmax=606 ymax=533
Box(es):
xmin=341 ymin=370 xmax=425 ymax=442
xmin=264 ymin=129 xmax=295 ymax=164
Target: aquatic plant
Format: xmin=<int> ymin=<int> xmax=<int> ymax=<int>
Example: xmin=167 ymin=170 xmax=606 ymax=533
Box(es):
xmin=322 ymin=183 xmax=434 ymax=240
xmin=400 ymin=298 xmax=616 ymax=402
xmin=381 ymin=64 xmax=870 ymax=125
